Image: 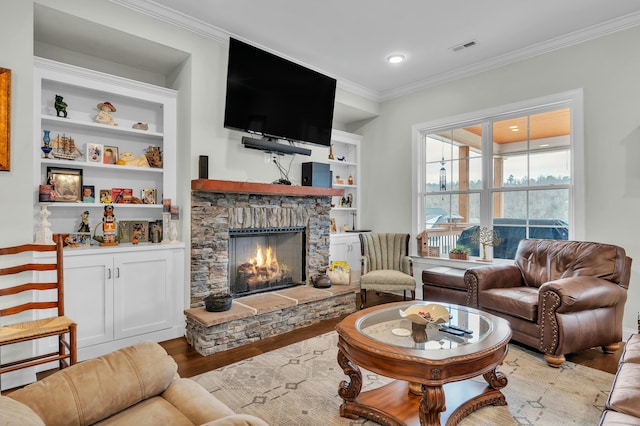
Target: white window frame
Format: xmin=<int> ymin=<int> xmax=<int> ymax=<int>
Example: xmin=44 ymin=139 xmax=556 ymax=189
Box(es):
xmin=411 ymin=89 xmax=585 ymax=257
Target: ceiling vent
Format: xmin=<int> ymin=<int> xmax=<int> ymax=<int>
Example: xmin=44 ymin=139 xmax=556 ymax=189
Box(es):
xmin=450 ymin=40 xmax=477 ymax=53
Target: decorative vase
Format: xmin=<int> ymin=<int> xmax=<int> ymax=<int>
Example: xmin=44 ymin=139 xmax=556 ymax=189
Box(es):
xmin=41 ymin=130 xmax=52 ymax=158
xmin=204 ymin=294 xmax=233 ymax=312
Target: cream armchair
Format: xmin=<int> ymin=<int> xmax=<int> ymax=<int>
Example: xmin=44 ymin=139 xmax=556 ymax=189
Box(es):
xmin=359 ymin=233 xmax=416 ymax=309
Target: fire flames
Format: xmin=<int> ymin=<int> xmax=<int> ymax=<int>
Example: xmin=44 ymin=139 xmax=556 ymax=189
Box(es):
xmin=237 ymin=244 xmax=287 ymax=286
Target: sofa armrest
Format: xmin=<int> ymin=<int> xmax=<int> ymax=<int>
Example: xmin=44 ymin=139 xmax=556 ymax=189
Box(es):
xmin=0 ymin=396 xmax=44 ymax=426
xmin=401 ymin=255 xmax=413 ymax=276
xmin=539 ymin=276 xmax=628 ymax=314
xmin=361 ymin=255 xmax=369 ymax=274
xmin=202 ymin=413 xmax=270 ymax=426
xmin=464 ymin=264 xmax=523 ymax=306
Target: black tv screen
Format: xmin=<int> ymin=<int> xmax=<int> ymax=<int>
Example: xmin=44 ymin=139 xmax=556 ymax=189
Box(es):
xmin=224 ymin=38 xmax=337 ymax=147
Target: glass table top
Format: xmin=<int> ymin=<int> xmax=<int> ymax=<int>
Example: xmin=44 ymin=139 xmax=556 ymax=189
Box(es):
xmin=356 ymin=302 xmax=494 ymax=351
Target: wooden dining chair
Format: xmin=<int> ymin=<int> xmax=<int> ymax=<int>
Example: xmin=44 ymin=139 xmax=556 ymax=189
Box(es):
xmin=0 ymin=237 xmax=77 ymax=377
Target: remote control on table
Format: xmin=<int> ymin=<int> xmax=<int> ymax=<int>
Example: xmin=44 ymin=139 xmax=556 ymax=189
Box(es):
xmin=438 ymin=327 xmax=465 ymax=336
xmin=446 ymin=324 xmax=473 ymax=335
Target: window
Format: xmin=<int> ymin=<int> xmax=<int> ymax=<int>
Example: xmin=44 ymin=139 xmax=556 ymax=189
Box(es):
xmin=412 ymin=90 xmax=584 ymax=260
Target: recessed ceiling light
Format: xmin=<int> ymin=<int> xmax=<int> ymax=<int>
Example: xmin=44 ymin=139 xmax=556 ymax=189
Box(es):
xmin=387 ymin=54 xmax=405 ymax=64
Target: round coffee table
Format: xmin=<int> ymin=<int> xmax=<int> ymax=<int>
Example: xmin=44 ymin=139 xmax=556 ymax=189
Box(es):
xmin=336 ymin=301 xmax=512 ymax=426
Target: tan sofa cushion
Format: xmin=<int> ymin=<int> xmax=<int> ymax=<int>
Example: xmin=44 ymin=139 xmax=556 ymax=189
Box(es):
xmin=607 ymin=362 xmax=640 ymax=418
xmin=0 ymin=395 xmax=45 ymax=426
xmin=621 ymin=334 xmax=640 ymax=364
xmin=10 ymin=342 xmax=177 ymax=426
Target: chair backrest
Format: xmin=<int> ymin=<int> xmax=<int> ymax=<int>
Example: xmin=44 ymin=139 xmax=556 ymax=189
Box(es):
xmin=0 ymin=238 xmax=65 ymax=321
xmin=359 ymin=233 xmax=409 ymax=272
xmin=514 ymin=239 xmax=631 ymax=288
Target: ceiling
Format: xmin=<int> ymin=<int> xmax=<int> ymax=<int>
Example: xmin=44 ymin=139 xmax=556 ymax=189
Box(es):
xmin=112 ymin=0 xmax=640 ymax=101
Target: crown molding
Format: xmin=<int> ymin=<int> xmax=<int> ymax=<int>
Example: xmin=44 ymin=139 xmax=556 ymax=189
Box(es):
xmin=112 ymin=1 xmax=640 ymax=103
xmin=379 ymin=11 xmax=640 ymax=101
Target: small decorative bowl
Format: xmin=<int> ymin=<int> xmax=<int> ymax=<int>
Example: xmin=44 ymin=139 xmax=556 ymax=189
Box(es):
xmin=399 ymin=304 xmax=451 ymax=325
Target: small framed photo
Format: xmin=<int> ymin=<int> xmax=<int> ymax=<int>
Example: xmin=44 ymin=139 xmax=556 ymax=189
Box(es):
xmin=162 ymin=198 xmax=171 ymax=212
xmin=141 ymin=188 xmax=156 ymax=204
xmin=99 ymin=189 xmax=112 ymax=204
xmin=47 ymin=167 xmax=83 ymax=203
xmin=82 ymin=185 xmax=95 ymax=203
xmin=103 ymin=145 xmax=118 ymax=165
xmin=131 ymin=221 xmax=148 ymax=242
xmin=118 ymin=220 xmax=132 ymax=243
xmin=85 ymin=143 xmax=103 ymax=163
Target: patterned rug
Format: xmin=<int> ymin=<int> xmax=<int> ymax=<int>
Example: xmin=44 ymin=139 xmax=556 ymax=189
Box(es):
xmin=192 ymin=331 xmax=613 ymax=425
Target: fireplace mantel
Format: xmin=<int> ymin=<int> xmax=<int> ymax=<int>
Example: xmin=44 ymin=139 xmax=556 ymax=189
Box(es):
xmin=191 ymin=179 xmax=343 ymax=197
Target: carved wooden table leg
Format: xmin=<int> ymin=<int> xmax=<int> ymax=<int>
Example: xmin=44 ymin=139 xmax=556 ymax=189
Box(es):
xmin=337 ymin=347 xmax=363 ymax=418
xmin=483 ymin=368 xmax=508 ymax=391
xmin=419 ymin=384 xmax=446 ymax=426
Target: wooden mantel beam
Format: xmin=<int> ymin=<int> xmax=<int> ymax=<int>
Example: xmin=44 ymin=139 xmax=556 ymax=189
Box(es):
xmin=191 ymin=179 xmax=344 ymax=197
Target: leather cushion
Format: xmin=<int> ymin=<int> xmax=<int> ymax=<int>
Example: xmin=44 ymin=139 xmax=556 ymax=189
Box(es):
xmin=361 ymin=269 xmax=415 ymax=287
xmin=422 ymin=267 xmax=466 ymax=290
xmin=599 ymin=410 xmax=640 ymax=425
xmin=0 ymin=396 xmax=45 ymax=426
xmin=480 ymin=287 xmax=539 ymax=321
xmin=607 ymin=362 xmax=640 ymax=418
xmin=621 ymin=334 xmax=640 ymax=364
xmin=515 ymin=239 xmax=627 ymax=288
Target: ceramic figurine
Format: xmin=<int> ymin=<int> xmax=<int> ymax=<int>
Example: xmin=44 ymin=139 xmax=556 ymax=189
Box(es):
xmin=77 ymin=210 xmax=91 ymax=233
xmin=95 ymin=101 xmax=118 ymax=126
xmin=54 ymin=95 xmax=68 ymax=118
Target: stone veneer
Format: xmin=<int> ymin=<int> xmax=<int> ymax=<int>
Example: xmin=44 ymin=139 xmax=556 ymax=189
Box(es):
xmin=186 ymin=180 xmax=356 ymax=356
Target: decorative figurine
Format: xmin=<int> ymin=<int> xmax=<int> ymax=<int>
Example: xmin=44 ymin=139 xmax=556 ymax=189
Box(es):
xmin=77 ymin=210 xmax=91 ymax=233
xmin=93 ymin=205 xmax=119 ymax=246
xmin=51 ymin=133 xmax=83 ymax=160
xmin=132 ymin=122 xmax=148 ymax=130
xmin=144 ymin=146 xmax=163 ymax=168
xmin=54 ymin=95 xmax=68 ymax=118
xmin=118 ymin=151 xmax=150 ymax=167
xmin=41 ymin=130 xmax=52 ymax=158
xmin=95 ymin=101 xmax=118 ymax=126
xmin=328 ymin=144 xmax=334 ymax=160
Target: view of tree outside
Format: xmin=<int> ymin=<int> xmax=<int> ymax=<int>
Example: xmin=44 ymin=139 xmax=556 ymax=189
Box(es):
xmin=421 ymin=107 xmax=572 ymax=259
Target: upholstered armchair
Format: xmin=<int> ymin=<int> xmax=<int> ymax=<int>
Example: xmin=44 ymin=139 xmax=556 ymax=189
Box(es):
xmin=465 ymin=239 xmax=632 ymax=367
xmin=359 ymin=233 xmax=416 ymax=309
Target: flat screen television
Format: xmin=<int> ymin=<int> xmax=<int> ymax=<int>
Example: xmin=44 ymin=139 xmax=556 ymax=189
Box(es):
xmin=224 ymin=38 xmax=337 ymax=150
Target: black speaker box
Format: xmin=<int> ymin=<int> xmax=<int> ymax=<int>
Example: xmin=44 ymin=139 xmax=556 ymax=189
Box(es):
xmin=198 ymin=155 xmax=209 ymax=179
xmin=301 ymin=162 xmax=331 ymax=188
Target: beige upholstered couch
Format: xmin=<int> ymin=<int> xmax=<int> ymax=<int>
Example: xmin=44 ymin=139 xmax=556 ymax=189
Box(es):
xmin=0 ymin=342 xmax=268 ymax=426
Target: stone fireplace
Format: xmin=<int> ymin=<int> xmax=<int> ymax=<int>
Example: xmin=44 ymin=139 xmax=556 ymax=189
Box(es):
xmin=186 ymin=180 xmax=357 ymax=355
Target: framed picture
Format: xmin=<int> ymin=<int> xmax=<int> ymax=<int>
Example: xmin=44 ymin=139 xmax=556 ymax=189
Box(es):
xmin=103 ymin=145 xmax=118 ymax=165
xmin=118 ymin=220 xmax=132 ymax=243
xmin=0 ymin=67 xmax=10 ymax=171
xmin=82 ymin=185 xmax=95 ymax=203
xmin=86 ymin=143 xmax=103 ymax=163
xmin=47 ymin=167 xmax=82 ymax=202
xmin=141 ymin=188 xmax=156 ymax=204
xmin=131 ymin=221 xmax=148 ymax=242
xmin=99 ymin=189 xmax=112 ymax=204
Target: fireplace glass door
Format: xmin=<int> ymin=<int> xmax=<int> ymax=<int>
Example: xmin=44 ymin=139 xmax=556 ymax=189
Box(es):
xmin=229 ymin=227 xmax=306 ymax=297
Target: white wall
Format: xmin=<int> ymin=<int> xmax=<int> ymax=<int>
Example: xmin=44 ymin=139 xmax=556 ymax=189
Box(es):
xmin=1 ymin=1 xmax=637 ymax=337
xmin=355 ymin=26 xmax=640 ymax=334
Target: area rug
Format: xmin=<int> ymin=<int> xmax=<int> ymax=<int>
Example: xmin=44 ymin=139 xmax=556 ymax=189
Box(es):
xmin=192 ymin=331 xmax=613 ymax=425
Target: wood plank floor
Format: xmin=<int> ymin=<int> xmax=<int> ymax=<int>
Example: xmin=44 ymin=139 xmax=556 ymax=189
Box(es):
xmin=159 ymin=291 xmax=623 ymax=378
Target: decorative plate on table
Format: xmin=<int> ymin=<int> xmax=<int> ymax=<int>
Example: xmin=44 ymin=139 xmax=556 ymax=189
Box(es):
xmin=399 ymin=304 xmax=451 ymax=325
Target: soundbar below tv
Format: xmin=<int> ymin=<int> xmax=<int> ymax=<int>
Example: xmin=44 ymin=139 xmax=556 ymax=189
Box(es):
xmin=242 ymin=136 xmax=312 ymax=156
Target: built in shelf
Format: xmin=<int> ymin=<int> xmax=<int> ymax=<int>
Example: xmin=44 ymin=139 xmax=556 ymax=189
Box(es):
xmin=191 ymin=179 xmax=344 ymax=197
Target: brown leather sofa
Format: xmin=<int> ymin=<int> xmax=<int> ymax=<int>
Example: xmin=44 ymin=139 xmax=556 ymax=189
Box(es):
xmin=600 ymin=333 xmax=640 ymax=425
xmin=0 ymin=342 xmax=268 ymax=426
xmin=465 ymin=239 xmax=631 ymax=367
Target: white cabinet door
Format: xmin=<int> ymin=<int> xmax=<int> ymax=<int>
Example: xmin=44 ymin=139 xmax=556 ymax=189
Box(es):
xmin=330 ymin=233 xmax=361 ymax=272
xmin=113 ymin=250 xmax=172 ymax=339
xmin=64 ymin=254 xmax=114 ymax=348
